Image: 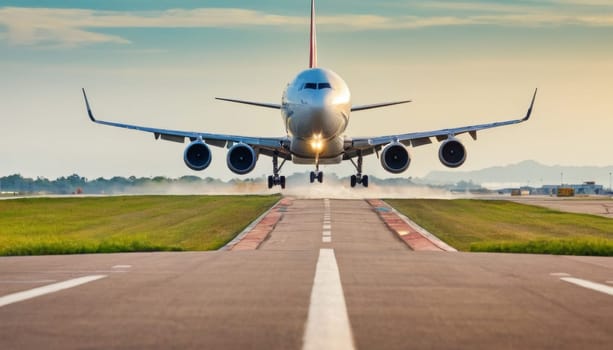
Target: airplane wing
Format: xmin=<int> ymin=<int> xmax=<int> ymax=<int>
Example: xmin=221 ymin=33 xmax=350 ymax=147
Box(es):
xmin=215 ymin=97 xmax=281 ymax=110
xmin=351 ymin=100 xmax=412 ymax=112
xmin=345 ymin=89 xmax=537 ymax=158
xmin=82 ymin=89 xmax=290 ymax=159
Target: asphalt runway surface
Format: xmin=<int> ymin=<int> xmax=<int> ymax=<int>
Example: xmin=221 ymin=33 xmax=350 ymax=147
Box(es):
xmin=1 ymin=199 xmax=612 ymax=349
xmin=508 ymin=196 xmax=613 ymax=218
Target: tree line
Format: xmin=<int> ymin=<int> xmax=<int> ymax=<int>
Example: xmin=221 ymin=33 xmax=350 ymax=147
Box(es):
xmin=0 ymin=174 xmax=225 ymax=194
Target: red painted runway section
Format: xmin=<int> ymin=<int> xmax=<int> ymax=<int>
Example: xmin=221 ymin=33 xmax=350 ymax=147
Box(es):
xmin=367 ymin=199 xmax=450 ymax=251
xmin=230 ymin=198 xmax=294 ymax=251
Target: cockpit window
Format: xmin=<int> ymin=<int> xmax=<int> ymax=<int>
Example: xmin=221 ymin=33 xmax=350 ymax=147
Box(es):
xmin=302 ymin=82 xmax=332 ymax=90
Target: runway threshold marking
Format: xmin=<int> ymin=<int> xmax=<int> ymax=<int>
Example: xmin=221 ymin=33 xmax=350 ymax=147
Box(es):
xmin=0 ymin=275 xmax=107 ymax=308
xmin=303 ymin=248 xmax=354 ymax=350
xmin=560 ymin=277 xmax=613 ymax=296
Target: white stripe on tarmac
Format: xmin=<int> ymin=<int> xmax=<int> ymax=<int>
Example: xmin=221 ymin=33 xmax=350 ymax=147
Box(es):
xmin=560 ymin=277 xmax=613 ymax=296
xmin=0 ymin=275 xmax=107 ymax=308
xmin=303 ymin=248 xmax=354 ymax=350
xmin=0 ymin=280 xmax=57 ymax=284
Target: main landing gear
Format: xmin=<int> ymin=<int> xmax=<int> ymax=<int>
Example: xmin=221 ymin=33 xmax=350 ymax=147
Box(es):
xmin=268 ymin=153 xmax=286 ymax=189
xmin=350 ymin=153 xmax=369 ymax=188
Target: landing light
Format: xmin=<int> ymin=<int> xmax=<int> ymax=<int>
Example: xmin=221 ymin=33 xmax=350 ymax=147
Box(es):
xmin=310 ymin=133 xmax=324 ymax=152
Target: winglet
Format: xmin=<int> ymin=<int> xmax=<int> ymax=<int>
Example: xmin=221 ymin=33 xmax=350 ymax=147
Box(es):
xmin=309 ymin=0 xmax=317 ymax=68
xmin=82 ymin=88 xmax=96 ymax=122
xmin=522 ymin=88 xmax=538 ymax=121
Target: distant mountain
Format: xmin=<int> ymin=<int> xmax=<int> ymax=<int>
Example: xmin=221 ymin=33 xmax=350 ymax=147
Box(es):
xmin=422 ymin=160 xmax=613 ymax=188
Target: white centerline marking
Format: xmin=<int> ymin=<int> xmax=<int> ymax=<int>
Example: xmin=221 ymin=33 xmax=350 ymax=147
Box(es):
xmin=322 ymin=237 xmax=332 ymax=243
xmin=560 ymin=277 xmax=613 ymax=296
xmin=303 ymin=249 xmax=354 ymax=350
xmin=0 ymin=275 xmax=107 ymax=308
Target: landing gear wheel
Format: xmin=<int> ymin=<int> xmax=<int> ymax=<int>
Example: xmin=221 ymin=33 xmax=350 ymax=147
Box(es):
xmin=310 ymin=171 xmax=316 ymax=183
xmin=317 ymin=171 xmax=323 ymax=183
xmin=269 ymin=153 xmax=287 ymax=189
xmin=350 ymin=152 xmax=369 ymax=189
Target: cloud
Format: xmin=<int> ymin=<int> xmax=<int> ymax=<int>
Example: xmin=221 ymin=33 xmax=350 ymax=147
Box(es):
xmin=421 ymin=1 xmax=540 ymax=13
xmin=1 ymin=6 xmax=612 ymax=47
xmin=546 ymin=0 xmax=613 ymax=5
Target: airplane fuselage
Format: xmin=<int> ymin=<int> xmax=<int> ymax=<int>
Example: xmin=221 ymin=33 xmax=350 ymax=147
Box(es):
xmin=281 ymin=68 xmax=350 ymax=164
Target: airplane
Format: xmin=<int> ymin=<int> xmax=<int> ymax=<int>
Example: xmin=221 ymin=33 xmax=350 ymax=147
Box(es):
xmin=82 ymin=0 xmax=536 ymax=190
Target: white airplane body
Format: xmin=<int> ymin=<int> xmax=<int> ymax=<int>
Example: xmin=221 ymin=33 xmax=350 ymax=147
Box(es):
xmin=83 ymin=0 xmax=536 ymax=189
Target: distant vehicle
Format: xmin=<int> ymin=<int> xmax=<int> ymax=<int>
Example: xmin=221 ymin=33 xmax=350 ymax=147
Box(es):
xmin=82 ymin=0 xmax=536 ymax=189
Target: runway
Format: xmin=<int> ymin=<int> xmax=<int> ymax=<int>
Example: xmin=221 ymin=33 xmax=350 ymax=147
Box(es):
xmin=508 ymin=197 xmax=613 ymax=218
xmin=1 ymin=199 xmax=612 ymax=349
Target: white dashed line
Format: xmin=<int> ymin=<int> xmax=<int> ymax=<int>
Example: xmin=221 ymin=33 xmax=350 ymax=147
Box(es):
xmin=302 ymin=248 xmax=354 ymax=350
xmin=0 ymin=275 xmax=107 ymax=308
xmin=550 ymin=272 xmax=571 ymax=277
xmin=560 ymin=277 xmax=613 ymax=296
xmin=322 ymin=199 xmax=332 ymax=243
xmin=112 ymin=265 xmax=132 ymax=269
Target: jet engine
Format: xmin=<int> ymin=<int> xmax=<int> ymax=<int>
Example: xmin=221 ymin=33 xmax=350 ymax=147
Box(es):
xmin=184 ymin=140 xmax=212 ymax=171
xmin=227 ymin=144 xmax=258 ymax=175
xmin=438 ymin=138 xmax=466 ymax=168
xmin=381 ymin=143 xmax=411 ymax=174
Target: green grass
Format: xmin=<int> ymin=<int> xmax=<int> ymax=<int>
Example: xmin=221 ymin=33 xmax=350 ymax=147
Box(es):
xmin=0 ymin=195 xmax=280 ymax=256
xmin=386 ymin=199 xmax=613 ymax=256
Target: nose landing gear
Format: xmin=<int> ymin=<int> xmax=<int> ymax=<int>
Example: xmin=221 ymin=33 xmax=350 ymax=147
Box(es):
xmin=310 ymin=171 xmax=323 ymax=183
xmin=310 ymin=155 xmax=323 ymax=184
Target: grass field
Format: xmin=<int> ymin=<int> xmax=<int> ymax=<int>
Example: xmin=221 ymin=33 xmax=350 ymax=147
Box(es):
xmin=386 ymin=199 xmax=613 ymax=256
xmin=0 ymin=195 xmax=280 ymax=256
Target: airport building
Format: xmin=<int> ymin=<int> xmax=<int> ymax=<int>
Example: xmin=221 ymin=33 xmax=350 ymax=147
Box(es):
xmin=539 ymin=182 xmax=605 ymax=196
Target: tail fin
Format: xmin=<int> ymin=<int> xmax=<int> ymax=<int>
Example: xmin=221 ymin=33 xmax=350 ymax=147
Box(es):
xmin=309 ymin=0 xmax=317 ymax=68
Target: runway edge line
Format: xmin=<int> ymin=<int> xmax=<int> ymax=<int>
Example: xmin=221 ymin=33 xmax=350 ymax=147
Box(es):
xmin=367 ymin=199 xmax=457 ymax=252
xmin=223 ymin=197 xmax=294 ymax=251
xmin=0 ymin=275 xmax=107 ymax=308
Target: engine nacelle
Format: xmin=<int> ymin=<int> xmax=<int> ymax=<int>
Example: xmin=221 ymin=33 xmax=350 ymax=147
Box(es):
xmin=183 ymin=140 xmax=212 ymax=171
xmin=227 ymin=144 xmax=257 ymax=175
xmin=438 ymin=138 xmax=466 ymax=168
xmin=381 ymin=143 xmax=411 ymax=174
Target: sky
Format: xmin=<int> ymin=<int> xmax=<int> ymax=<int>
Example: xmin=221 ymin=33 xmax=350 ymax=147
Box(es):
xmin=0 ymin=0 xmax=612 ymax=184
